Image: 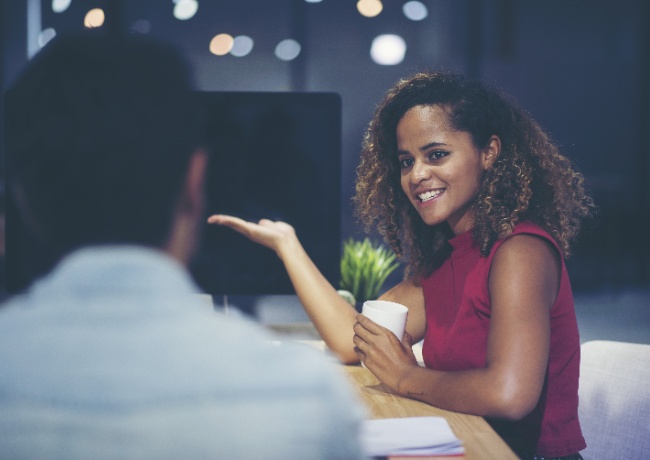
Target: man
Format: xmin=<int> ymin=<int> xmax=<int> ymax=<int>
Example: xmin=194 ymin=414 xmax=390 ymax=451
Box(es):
xmin=0 ymin=32 xmax=364 ymax=459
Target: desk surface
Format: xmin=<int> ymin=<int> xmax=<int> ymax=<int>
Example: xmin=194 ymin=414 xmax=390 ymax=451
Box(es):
xmin=343 ymin=365 xmax=517 ymax=460
xmin=268 ymin=323 xmax=517 ymax=459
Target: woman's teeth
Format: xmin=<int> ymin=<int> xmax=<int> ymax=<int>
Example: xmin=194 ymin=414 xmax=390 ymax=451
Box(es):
xmin=418 ymin=189 xmax=442 ymax=202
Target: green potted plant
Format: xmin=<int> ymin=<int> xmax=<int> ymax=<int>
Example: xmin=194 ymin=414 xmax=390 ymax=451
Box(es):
xmin=338 ymin=238 xmax=400 ymax=310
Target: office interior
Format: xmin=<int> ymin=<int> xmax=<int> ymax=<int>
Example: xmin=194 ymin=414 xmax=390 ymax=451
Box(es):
xmin=1 ymin=0 xmax=649 ymax=345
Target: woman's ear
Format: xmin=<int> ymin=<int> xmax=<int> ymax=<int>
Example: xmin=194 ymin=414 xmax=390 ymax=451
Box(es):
xmin=177 ymin=148 xmax=209 ymax=222
xmin=185 ymin=148 xmax=208 ymax=210
xmin=165 ymin=148 xmax=209 ymax=265
xmin=481 ymin=135 xmax=501 ymax=169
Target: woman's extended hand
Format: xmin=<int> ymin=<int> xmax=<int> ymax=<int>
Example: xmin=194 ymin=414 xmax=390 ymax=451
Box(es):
xmin=353 ymin=314 xmax=419 ymax=393
xmin=207 ymin=214 xmax=296 ymax=255
xmin=208 ymin=213 xmax=361 ymax=363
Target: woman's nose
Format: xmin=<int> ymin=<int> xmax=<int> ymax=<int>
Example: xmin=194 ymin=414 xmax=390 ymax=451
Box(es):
xmin=411 ymin=160 xmax=431 ymax=183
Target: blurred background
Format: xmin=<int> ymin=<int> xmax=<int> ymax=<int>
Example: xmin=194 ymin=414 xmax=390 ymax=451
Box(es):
xmin=1 ymin=0 xmax=649 ymax=343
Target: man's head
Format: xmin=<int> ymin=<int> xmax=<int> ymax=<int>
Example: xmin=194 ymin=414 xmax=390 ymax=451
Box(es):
xmin=5 ymin=32 xmax=205 ymax=264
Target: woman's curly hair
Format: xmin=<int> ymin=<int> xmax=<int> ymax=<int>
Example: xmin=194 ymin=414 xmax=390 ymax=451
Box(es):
xmin=354 ymin=72 xmax=595 ymax=281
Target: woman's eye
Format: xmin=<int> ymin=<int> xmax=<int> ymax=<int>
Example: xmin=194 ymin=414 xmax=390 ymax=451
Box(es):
xmin=429 ymin=150 xmax=449 ymax=161
xmin=399 ymin=157 xmax=414 ymax=168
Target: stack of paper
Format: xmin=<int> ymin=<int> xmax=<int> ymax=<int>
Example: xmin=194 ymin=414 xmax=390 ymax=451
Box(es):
xmin=360 ymin=416 xmax=464 ymax=457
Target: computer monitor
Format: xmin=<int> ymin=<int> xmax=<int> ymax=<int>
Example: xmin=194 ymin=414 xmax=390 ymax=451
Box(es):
xmin=191 ymin=91 xmax=342 ymax=295
xmin=3 ymin=91 xmax=342 ymax=296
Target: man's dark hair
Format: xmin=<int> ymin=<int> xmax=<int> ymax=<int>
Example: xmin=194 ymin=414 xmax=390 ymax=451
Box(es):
xmin=5 ymin=31 xmax=202 ymax=255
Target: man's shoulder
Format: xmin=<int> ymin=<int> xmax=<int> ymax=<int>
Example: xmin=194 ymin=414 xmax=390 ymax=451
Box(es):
xmin=0 ymin=294 xmax=364 ymax=459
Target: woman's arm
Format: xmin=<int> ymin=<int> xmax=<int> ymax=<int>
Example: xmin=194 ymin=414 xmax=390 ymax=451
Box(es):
xmin=208 ymin=215 xmax=359 ymax=363
xmin=208 ymin=215 xmax=359 ymax=362
xmin=208 ymin=215 xmax=428 ymax=364
xmin=354 ymin=234 xmax=558 ymax=420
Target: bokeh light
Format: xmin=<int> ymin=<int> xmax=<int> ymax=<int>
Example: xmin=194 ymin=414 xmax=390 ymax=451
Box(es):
xmin=131 ymin=19 xmax=152 ymax=34
xmin=275 ymin=39 xmax=301 ymax=61
xmin=38 ymin=28 xmax=56 ymax=48
xmin=370 ymin=34 xmax=406 ymax=65
xmin=403 ymin=1 xmax=428 ymax=21
xmin=84 ymin=8 xmax=105 ymax=29
xmin=231 ymin=35 xmax=254 ymax=57
xmin=357 ymin=0 xmax=383 ymax=18
xmin=173 ymin=0 xmax=199 ymax=20
xmin=52 ymin=0 xmax=71 ymax=13
xmin=210 ymin=33 xmax=234 ymax=56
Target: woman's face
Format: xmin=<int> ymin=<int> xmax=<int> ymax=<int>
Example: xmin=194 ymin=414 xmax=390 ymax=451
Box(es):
xmin=396 ymin=104 xmax=496 ymax=235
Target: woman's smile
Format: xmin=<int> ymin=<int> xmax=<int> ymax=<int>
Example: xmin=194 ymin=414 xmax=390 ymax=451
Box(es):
xmin=417 ymin=188 xmax=444 ymax=203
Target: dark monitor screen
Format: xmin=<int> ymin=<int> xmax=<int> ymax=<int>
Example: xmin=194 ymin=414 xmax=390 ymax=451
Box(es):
xmin=4 ymin=91 xmax=342 ymax=296
xmin=190 ymin=91 xmax=342 ymax=295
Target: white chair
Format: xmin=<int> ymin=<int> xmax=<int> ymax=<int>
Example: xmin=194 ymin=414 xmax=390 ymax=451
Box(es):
xmin=578 ymin=340 xmax=650 ymax=459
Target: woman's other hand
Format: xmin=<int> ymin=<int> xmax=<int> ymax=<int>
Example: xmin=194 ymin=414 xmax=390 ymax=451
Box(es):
xmin=353 ymin=314 xmax=419 ymax=393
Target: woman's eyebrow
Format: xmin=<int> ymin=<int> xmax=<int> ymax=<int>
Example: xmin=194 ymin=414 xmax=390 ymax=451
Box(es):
xmin=419 ymin=141 xmax=447 ymax=151
xmin=397 ymin=141 xmax=447 ymax=156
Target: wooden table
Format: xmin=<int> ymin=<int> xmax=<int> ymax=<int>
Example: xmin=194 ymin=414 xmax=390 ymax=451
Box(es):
xmin=268 ymin=323 xmax=517 ymax=459
xmin=344 ymin=364 xmax=517 ymax=459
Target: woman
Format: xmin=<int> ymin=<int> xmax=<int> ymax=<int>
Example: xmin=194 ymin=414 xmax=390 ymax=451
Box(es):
xmin=209 ymin=72 xmax=594 ymax=459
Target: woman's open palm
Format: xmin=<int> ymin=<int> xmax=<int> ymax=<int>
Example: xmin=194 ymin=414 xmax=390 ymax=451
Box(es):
xmin=207 ymin=215 xmax=296 ymax=254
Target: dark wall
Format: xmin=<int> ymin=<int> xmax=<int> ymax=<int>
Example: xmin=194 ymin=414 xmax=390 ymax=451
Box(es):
xmin=2 ymin=0 xmax=649 ymax=290
xmin=476 ymin=0 xmax=650 ymax=288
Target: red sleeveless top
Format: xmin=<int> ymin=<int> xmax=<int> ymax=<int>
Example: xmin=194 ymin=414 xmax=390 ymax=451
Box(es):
xmin=421 ymin=222 xmax=586 ymax=457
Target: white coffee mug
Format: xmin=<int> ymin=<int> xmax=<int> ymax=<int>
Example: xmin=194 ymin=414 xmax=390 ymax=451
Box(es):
xmin=361 ymin=300 xmax=408 ymax=340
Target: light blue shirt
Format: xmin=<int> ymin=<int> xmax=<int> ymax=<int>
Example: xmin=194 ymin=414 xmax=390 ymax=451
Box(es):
xmin=0 ymin=246 xmax=365 ymax=459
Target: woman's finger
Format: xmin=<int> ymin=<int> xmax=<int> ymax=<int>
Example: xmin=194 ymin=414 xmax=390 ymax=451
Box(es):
xmin=356 ymin=313 xmax=392 ymax=336
xmin=207 ymin=214 xmax=248 ymax=230
xmin=352 ymin=318 xmax=375 ymax=343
